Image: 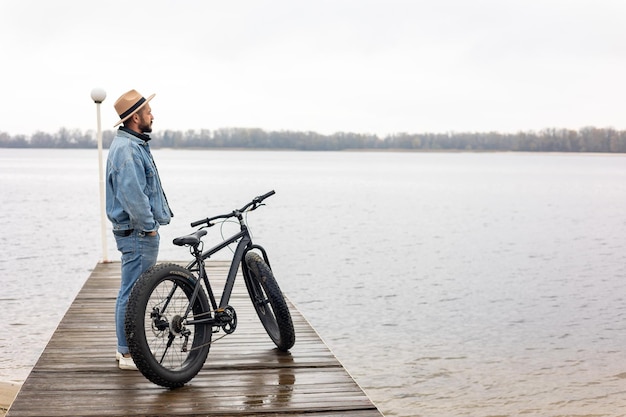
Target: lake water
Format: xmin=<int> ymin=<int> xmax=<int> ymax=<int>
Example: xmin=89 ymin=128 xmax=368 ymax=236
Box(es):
xmin=1 ymin=148 xmax=626 ymax=416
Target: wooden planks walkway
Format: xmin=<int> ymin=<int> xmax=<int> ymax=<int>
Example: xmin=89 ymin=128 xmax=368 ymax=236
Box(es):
xmin=7 ymin=261 xmax=383 ymax=417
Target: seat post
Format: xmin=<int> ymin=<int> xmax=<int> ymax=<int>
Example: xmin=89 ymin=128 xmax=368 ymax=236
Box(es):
xmin=191 ymin=244 xmax=202 ymax=261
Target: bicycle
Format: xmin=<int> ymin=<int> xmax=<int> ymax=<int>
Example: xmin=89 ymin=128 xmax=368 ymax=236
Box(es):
xmin=125 ymin=190 xmax=296 ymax=388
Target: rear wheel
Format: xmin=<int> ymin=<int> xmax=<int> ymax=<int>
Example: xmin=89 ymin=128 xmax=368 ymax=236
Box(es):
xmin=244 ymin=252 xmax=295 ymax=351
xmin=126 ymin=263 xmax=212 ymax=388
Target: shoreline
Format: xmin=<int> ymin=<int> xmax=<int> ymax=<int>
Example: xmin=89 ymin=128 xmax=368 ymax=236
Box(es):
xmin=0 ymin=381 xmax=22 ymax=416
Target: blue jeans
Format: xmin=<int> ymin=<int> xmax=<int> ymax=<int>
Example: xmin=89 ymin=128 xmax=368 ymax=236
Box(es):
xmin=114 ymin=230 xmax=160 ymax=355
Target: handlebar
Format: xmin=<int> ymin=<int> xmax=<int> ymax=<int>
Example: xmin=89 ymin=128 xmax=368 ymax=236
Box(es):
xmin=190 ymin=190 xmax=276 ymax=228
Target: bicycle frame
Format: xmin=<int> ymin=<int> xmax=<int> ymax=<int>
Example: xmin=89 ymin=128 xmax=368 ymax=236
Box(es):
xmin=183 ymin=222 xmax=271 ymax=328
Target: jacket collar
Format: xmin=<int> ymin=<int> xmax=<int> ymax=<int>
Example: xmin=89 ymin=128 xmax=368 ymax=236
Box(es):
xmin=119 ymin=126 xmax=151 ymax=142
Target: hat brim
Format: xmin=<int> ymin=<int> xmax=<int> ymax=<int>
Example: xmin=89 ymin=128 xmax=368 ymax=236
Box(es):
xmin=113 ymin=93 xmax=155 ymax=127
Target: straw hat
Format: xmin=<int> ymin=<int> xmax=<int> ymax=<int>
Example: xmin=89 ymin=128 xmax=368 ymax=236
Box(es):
xmin=113 ymin=89 xmax=155 ymax=127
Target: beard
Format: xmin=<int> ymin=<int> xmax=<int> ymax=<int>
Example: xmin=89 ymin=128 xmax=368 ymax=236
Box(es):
xmin=139 ymin=118 xmax=153 ymax=133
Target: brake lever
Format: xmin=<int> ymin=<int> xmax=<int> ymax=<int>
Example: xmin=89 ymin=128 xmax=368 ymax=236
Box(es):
xmin=249 ymin=202 xmax=266 ymax=212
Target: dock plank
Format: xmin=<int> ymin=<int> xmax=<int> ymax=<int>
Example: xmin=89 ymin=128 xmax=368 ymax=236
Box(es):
xmin=7 ymin=261 xmax=383 ymax=417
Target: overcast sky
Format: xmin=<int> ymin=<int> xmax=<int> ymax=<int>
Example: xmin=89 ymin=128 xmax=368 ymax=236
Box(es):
xmin=1 ymin=0 xmax=625 ymax=136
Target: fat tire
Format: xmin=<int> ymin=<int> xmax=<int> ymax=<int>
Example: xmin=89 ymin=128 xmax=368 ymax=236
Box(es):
xmin=244 ymin=252 xmax=295 ymax=351
xmin=125 ymin=263 xmax=212 ymax=388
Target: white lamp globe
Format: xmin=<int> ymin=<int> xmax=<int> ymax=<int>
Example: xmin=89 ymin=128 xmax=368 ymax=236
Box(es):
xmin=90 ymin=88 xmax=107 ymax=103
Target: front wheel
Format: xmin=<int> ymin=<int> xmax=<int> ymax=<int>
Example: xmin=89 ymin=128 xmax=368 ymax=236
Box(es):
xmin=125 ymin=263 xmax=212 ymax=388
xmin=244 ymin=252 xmax=295 ymax=351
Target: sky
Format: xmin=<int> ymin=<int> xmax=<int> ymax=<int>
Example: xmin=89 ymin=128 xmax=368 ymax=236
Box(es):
xmin=1 ymin=0 xmax=625 ymax=137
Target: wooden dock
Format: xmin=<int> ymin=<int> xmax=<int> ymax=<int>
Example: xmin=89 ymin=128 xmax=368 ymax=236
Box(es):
xmin=7 ymin=261 xmax=383 ymax=417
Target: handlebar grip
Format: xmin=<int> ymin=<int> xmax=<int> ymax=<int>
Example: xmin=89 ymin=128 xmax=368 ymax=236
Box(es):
xmin=190 ymin=218 xmax=208 ymax=227
xmin=259 ymin=190 xmax=276 ymax=201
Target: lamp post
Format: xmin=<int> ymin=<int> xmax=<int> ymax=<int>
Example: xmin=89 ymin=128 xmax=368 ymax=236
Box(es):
xmin=90 ymin=88 xmax=109 ymax=263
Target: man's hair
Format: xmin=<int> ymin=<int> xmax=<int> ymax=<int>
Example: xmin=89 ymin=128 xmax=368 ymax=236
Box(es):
xmin=122 ymin=107 xmax=145 ymax=127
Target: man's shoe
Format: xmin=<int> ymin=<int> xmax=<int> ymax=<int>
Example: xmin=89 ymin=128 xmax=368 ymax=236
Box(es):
xmin=119 ymin=355 xmax=138 ymax=370
xmin=116 ymin=352 xmax=122 ymax=361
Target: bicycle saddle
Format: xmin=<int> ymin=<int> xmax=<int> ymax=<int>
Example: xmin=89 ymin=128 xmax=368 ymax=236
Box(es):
xmin=173 ymin=229 xmax=208 ymax=246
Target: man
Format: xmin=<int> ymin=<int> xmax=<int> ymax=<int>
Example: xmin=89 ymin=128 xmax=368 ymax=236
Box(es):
xmin=106 ymin=89 xmax=173 ymax=370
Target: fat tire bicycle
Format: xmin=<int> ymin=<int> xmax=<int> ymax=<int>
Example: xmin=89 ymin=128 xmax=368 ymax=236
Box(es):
xmin=125 ymin=190 xmax=295 ymax=388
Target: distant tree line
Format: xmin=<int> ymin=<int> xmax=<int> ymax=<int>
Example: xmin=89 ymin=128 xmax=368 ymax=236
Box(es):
xmin=2 ymin=126 xmax=626 ymax=153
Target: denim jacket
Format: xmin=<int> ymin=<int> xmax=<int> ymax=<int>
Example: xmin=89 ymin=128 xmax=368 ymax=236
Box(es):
xmin=106 ymin=128 xmax=173 ymax=233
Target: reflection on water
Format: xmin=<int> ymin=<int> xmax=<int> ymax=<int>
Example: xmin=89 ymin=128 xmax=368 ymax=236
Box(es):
xmin=242 ymin=352 xmax=296 ymax=408
xmin=2 ymin=149 xmax=626 ymax=416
